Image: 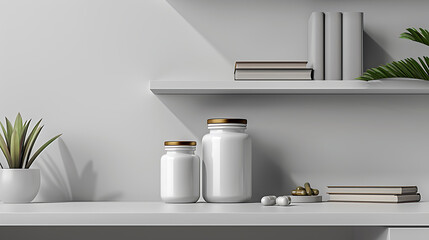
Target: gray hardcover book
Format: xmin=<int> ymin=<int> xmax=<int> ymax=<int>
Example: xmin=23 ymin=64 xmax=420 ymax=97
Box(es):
xmin=234 ymin=69 xmax=313 ymax=80
xmin=307 ymin=12 xmax=325 ymax=80
xmin=329 ymin=194 xmax=420 ymax=203
xmin=325 ymin=12 xmax=342 ymax=80
xmin=342 ymin=12 xmax=363 ymax=80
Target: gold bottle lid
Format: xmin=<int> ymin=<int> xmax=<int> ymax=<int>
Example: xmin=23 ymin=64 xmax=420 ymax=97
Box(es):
xmin=164 ymin=141 xmax=197 ymax=146
xmin=207 ymin=118 xmax=247 ymax=124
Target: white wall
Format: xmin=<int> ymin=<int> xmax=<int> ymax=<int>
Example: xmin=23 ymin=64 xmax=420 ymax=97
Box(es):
xmin=1 ymin=0 xmax=429 ymax=202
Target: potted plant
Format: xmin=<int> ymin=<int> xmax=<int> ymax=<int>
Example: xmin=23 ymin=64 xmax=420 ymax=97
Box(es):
xmin=0 ymin=113 xmax=61 ymax=203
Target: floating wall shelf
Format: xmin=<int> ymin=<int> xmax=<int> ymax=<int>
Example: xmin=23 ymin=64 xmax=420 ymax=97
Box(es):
xmin=1 ymin=202 xmax=429 ymax=226
xmin=150 ymin=80 xmax=429 ymax=95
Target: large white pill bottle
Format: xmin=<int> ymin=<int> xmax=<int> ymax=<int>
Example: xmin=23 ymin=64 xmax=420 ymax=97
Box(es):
xmin=202 ymin=118 xmax=252 ymax=203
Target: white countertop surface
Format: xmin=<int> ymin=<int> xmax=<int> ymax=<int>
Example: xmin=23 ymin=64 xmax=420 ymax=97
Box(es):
xmin=0 ymin=201 xmax=428 ymax=226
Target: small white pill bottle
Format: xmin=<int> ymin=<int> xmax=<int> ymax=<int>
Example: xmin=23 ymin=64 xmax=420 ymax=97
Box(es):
xmin=202 ymin=118 xmax=252 ymax=203
xmin=161 ymin=141 xmax=200 ymax=203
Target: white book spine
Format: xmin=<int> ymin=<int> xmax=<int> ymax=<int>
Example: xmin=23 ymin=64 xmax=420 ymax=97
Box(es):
xmin=342 ymin=12 xmax=363 ymax=80
xmin=325 ymin=12 xmax=342 ymax=80
xmin=307 ymin=12 xmax=324 ymax=80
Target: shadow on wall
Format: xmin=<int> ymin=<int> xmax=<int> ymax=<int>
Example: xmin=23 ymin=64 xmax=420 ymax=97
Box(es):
xmin=363 ymin=31 xmax=394 ymax=71
xmin=167 ymin=0 xmax=396 ymax=72
xmin=252 ymin=138 xmax=296 ymax=201
xmin=36 ymin=139 xmax=122 ymax=202
xmin=166 ymin=0 xmax=309 ymax=63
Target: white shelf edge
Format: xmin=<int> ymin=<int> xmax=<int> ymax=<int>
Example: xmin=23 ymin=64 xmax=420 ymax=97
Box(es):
xmin=1 ymin=202 xmax=429 ymax=226
xmin=150 ymin=80 xmax=429 ymax=95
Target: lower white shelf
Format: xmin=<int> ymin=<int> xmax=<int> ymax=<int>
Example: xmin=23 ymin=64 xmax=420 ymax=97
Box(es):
xmin=150 ymin=79 xmax=429 ymax=95
xmin=0 ymin=201 xmax=428 ymax=226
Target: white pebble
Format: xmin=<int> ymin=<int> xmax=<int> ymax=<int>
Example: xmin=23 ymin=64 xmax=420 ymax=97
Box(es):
xmin=261 ymin=195 xmax=276 ymax=206
xmin=276 ymin=196 xmax=291 ymax=206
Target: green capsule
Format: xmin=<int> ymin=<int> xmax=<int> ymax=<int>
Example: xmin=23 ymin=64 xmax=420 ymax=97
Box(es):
xmin=304 ymin=182 xmax=313 ymax=196
xmin=294 ymin=189 xmax=307 ymax=196
xmin=312 ymin=189 xmax=319 ymax=196
xmin=296 ymin=186 xmax=304 ymax=191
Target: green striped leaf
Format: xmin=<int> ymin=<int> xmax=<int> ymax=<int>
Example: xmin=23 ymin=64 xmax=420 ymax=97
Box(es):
xmin=0 ymin=133 xmax=12 ymax=168
xmin=26 ymin=134 xmax=62 ymax=168
xmin=14 ymin=113 xmax=23 ymax=137
xmin=5 ymin=117 xmax=13 ymax=146
xmin=22 ymin=119 xmax=42 ymax=167
xmin=0 ymin=114 xmax=61 ymax=169
xmin=0 ymin=121 xmax=9 ymax=148
xmin=19 ymin=120 xmax=31 ymax=168
xmin=10 ymin=129 xmax=21 ymax=168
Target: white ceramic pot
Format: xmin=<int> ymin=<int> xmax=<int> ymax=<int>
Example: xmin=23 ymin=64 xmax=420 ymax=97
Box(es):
xmin=0 ymin=169 xmax=40 ymax=203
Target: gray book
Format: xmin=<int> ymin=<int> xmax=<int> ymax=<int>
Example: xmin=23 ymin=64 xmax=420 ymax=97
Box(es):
xmin=307 ymin=12 xmax=324 ymax=80
xmin=327 ymin=186 xmax=418 ymax=195
xmin=329 ymin=193 xmax=420 ymax=203
xmin=325 ymin=12 xmax=342 ymax=80
xmin=235 ymin=61 xmax=308 ymax=69
xmin=342 ymin=12 xmax=363 ymax=80
xmin=234 ymin=69 xmax=313 ymax=80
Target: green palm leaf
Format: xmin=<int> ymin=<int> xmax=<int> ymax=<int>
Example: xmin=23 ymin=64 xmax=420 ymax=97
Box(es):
xmin=400 ymin=28 xmax=429 ymax=47
xmin=357 ymin=57 xmax=429 ymax=81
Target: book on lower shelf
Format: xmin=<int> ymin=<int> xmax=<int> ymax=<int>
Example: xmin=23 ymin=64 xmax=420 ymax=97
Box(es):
xmin=327 ymin=186 xmax=418 ymax=195
xmin=328 ymin=194 xmax=421 ymax=203
xmin=327 ymin=185 xmax=420 ymax=203
xmin=234 ymin=61 xmax=313 ymax=80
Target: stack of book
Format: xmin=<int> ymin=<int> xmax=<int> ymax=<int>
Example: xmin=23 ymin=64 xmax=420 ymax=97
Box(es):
xmin=234 ymin=61 xmax=313 ymax=81
xmin=327 ymin=186 xmax=421 ymax=203
xmin=308 ymin=12 xmax=363 ymax=80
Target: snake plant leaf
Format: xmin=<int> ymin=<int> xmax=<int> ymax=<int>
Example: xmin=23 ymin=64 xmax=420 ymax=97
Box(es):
xmin=0 ymin=133 xmax=12 ymax=167
xmin=19 ymin=120 xmax=31 ymax=168
xmin=5 ymin=117 xmax=13 ymax=146
xmin=22 ymin=119 xmax=42 ymax=167
xmin=357 ymin=57 xmax=429 ymax=81
xmin=10 ymin=129 xmax=21 ymax=168
xmin=0 ymin=121 xmax=9 ymax=147
xmin=14 ymin=113 xmax=23 ymax=137
xmin=400 ymin=28 xmax=429 ymax=47
xmin=24 ymin=125 xmax=43 ymax=168
xmin=26 ymin=134 xmax=62 ymax=169
xmin=0 ymin=114 xmax=61 ymax=169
